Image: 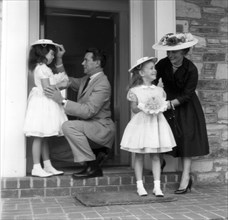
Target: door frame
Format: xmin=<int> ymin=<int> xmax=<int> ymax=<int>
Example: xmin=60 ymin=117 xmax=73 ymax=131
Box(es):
xmin=27 ymin=0 xmax=176 ymax=171
xmin=0 ymin=0 xmax=176 ymax=177
xmin=29 ymin=0 xmax=131 ymax=167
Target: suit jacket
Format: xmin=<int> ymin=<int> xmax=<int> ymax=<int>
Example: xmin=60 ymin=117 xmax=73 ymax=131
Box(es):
xmin=65 ymin=72 xmax=115 ymax=148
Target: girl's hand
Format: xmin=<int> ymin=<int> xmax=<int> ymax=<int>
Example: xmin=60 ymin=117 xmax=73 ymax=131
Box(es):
xmin=56 ymin=45 xmax=66 ymax=58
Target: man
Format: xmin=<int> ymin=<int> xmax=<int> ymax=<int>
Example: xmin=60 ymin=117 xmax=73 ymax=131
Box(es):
xmin=45 ymin=47 xmax=115 ymax=179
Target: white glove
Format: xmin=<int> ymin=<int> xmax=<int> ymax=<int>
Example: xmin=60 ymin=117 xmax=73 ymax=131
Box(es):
xmin=137 ymin=103 xmax=149 ymax=114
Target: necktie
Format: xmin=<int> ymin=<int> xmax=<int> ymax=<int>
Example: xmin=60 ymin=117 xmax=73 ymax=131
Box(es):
xmin=82 ymin=77 xmax=90 ymax=93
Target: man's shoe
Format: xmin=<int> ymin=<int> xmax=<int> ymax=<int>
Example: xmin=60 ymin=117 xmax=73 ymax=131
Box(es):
xmin=73 ymin=163 xmax=88 ymax=175
xmin=96 ymin=152 xmax=109 ymax=166
xmin=72 ymin=166 xmax=103 ymax=179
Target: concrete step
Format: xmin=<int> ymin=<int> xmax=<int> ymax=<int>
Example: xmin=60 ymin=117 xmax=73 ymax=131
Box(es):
xmin=1 ymin=167 xmax=181 ymax=198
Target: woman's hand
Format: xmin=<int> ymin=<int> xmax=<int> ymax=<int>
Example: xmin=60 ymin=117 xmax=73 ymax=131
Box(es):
xmin=167 ymin=101 xmax=172 ymax=110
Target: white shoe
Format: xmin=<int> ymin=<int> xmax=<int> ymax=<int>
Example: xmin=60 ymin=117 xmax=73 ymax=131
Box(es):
xmin=153 ymin=188 xmax=164 ymax=197
xmin=31 ymin=168 xmax=53 ymax=178
xmin=137 ymin=187 xmax=148 ymax=196
xmin=44 ymin=166 xmax=64 ymax=176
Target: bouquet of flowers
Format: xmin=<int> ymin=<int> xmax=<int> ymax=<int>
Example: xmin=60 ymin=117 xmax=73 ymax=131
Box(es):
xmin=138 ymin=96 xmax=168 ymax=114
xmin=160 ymin=33 xmax=194 ymax=46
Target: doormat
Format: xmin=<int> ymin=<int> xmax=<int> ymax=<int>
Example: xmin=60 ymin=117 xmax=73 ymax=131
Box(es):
xmin=75 ymin=191 xmax=177 ymax=207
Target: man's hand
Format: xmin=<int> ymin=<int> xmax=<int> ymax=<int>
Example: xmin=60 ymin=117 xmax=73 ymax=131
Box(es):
xmin=44 ymin=86 xmax=63 ymax=104
xmin=56 ymin=45 xmax=65 ymax=59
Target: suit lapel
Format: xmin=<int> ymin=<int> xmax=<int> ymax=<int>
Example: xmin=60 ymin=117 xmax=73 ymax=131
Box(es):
xmin=78 ymin=72 xmax=104 ymax=99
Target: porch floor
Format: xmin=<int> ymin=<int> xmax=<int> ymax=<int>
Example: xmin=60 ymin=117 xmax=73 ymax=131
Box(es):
xmin=1 ymin=167 xmax=182 ymax=199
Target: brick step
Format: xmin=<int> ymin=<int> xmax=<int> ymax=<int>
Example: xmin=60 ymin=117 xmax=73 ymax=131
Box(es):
xmin=1 ymin=167 xmax=181 ymax=198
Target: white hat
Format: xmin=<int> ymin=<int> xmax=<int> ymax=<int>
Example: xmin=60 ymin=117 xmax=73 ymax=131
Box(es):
xmin=152 ymin=33 xmax=198 ymax=51
xmin=129 ymin=57 xmax=158 ymax=72
xmin=31 ymin=39 xmax=60 ymax=47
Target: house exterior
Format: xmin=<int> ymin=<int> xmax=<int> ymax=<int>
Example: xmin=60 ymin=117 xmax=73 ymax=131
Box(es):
xmin=0 ymin=0 xmax=227 ymax=183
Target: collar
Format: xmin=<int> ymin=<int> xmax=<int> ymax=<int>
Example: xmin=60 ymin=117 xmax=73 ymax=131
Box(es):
xmin=141 ymin=84 xmax=156 ymax=89
xmin=89 ymin=72 xmax=102 ymax=82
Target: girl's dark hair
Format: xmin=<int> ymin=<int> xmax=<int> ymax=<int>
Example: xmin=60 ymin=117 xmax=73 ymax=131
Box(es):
xmin=86 ymin=48 xmax=106 ymax=68
xmin=28 ymin=44 xmax=57 ymax=71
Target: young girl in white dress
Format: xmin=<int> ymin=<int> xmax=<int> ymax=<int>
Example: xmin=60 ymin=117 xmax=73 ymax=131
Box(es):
xmin=24 ymin=39 xmax=69 ymax=177
xmin=121 ymin=57 xmax=176 ymax=197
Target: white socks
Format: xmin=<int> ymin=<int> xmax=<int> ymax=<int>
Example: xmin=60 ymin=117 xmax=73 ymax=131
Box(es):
xmin=136 ymin=180 xmax=164 ymax=197
xmin=43 ymin=159 xmax=52 ymax=168
xmin=32 ymin=163 xmax=52 ymax=178
xmin=43 ymin=160 xmax=64 ymax=175
xmin=32 ymin=160 xmax=64 ymax=177
xmin=136 ymin=180 xmax=148 ymax=196
xmin=33 ymin=163 xmax=42 ymax=170
xmin=153 ymin=180 xmax=164 ymax=197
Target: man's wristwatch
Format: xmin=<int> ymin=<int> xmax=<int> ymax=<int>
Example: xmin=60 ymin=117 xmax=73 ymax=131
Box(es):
xmin=61 ymin=99 xmax=67 ymax=106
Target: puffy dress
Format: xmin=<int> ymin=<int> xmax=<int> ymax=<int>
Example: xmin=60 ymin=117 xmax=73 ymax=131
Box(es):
xmin=120 ymin=85 xmax=176 ymax=153
xmin=154 ymin=57 xmax=209 ymax=157
xmin=24 ymin=64 xmax=68 ymax=137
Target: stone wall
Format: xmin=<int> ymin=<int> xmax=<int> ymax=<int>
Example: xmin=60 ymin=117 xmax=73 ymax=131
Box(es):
xmin=176 ymin=0 xmax=228 ymax=183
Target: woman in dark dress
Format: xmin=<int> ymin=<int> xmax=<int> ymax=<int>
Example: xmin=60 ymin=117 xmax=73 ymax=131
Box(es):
xmin=152 ymin=33 xmax=209 ymax=194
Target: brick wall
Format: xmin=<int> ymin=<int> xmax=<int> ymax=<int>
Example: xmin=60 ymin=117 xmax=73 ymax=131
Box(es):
xmin=176 ymin=0 xmax=228 ymax=183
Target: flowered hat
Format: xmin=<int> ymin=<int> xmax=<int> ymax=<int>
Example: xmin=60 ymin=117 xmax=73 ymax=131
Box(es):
xmin=152 ymin=33 xmax=198 ymax=51
xmin=31 ymin=39 xmax=60 ymax=47
xmin=129 ymin=56 xmax=158 ymax=72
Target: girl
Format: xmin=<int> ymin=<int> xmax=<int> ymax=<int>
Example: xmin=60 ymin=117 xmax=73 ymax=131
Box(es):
xmin=24 ymin=39 xmax=69 ymax=177
xmin=120 ymin=57 xmax=176 ymax=197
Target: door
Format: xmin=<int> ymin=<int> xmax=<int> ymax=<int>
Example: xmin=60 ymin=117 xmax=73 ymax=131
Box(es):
xmin=40 ymin=2 xmax=130 ymax=167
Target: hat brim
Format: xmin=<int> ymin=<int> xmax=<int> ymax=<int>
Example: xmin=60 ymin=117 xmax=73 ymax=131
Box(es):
xmin=152 ymin=38 xmax=198 ymax=51
xmin=129 ymin=57 xmax=158 ymax=72
xmin=31 ymin=41 xmax=60 ymax=48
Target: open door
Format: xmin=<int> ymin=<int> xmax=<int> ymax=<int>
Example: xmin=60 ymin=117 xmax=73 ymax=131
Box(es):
xmin=39 ymin=0 xmax=131 ymax=168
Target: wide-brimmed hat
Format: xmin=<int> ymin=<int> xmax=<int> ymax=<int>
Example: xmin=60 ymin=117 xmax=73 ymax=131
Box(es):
xmin=129 ymin=56 xmax=158 ymax=72
xmin=152 ymin=33 xmax=198 ymax=51
xmin=31 ymin=39 xmax=60 ymax=47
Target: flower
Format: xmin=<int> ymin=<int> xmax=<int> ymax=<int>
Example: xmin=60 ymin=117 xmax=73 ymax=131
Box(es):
xmin=160 ymin=33 xmax=194 ymax=46
xmin=143 ymin=96 xmax=168 ymax=114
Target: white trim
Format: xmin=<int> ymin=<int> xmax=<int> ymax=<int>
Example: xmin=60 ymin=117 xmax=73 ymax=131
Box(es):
xmin=0 ymin=0 xmax=29 ymax=177
xmin=129 ymin=0 xmax=176 ymax=171
xmin=154 ymin=0 xmax=176 ymax=59
xmin=130 ymin=0 xmax=143 ymax=65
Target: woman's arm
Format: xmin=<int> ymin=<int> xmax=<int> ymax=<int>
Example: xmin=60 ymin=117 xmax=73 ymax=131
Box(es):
xmin=175 ymin=65 xmax=198 ymax=105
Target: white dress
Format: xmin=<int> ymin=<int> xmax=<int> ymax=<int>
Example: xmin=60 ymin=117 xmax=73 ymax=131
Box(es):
xmin=120 ymin=85 xmax=176 ymax=153
xmin=24 ymin=64 xmax=68 ymax=137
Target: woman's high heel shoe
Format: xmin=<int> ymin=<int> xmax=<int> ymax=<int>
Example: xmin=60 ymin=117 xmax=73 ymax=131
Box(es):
xmin=174 ymin=178 xmax=192 ymax=194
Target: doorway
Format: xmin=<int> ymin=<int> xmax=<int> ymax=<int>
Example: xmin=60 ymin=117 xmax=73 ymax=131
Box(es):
xmin=38 ymin=1 xmax=130 ymax=168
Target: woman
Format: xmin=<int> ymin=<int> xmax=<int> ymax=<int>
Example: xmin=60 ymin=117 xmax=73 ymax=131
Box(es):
xmin=152 ymin=33 xmax=209 ymax=194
